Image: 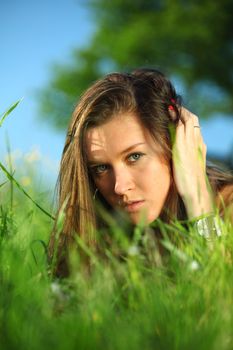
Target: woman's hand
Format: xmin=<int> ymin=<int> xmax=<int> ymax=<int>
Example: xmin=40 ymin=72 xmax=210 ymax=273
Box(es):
xmin=171 ymin=107 xmax=214 ymax=219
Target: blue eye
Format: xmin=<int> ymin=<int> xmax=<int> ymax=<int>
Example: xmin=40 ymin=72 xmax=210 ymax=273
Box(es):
xmin=128 ymin=153 xmax=143 ymax=162
xmin=93 ymin=164 xmax=108 ymax=175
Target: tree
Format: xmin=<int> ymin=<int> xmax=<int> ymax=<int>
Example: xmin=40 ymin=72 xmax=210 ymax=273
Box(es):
xmin=39 ymin=0 xmax=233 ymax=130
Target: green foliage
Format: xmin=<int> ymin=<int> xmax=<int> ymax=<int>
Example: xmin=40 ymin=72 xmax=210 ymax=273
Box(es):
xmin=39 ymin=0 xmax=233 ymax=129
xmin=0 ymin=99 xmax=22 ymax=128
xmin=1 ymin=173 xmax=233 ymax=349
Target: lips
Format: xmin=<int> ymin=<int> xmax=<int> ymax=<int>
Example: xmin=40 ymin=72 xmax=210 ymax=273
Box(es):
xmin=123 ymin=200 xmax=145 ymax=213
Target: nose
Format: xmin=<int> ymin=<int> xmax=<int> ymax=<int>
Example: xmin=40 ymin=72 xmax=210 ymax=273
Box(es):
xmin=114 ymin=168 xmax=134 ymax=195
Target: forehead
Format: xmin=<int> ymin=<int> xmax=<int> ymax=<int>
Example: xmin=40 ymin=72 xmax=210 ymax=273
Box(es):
xmin=85 ymin=114 xmax=157 ymax=159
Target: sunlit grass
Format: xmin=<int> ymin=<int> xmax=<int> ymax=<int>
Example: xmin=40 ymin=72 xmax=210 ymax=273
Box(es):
xmin=0 ymin=103 xmax=233 ymax=350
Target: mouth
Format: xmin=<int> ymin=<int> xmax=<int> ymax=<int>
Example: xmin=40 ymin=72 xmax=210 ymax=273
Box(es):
xmin=123 ymin=200 xmax=145 ymax=213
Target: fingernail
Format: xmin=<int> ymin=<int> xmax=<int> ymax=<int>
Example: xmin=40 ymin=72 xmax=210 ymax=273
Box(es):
xmin=168 ymin=105 xmax=174 ymax=111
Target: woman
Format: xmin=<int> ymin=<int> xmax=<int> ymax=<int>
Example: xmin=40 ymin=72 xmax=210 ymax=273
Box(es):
xmin=49 ymin=68 xmax=233 ymax=276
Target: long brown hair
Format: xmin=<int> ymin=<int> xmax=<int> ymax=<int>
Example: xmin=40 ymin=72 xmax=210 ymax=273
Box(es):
xmin=48 ymin=68 xmax=233 ymax=276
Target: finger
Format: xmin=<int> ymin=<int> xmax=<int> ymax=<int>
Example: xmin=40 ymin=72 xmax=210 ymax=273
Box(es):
xmin=174 ymin=119 xmax=185 ymax=150
xmin=175 ymin=119 xmax=185 ymax=137
xmin=178 ymin=107 xmax=197 ymax=143
xmin=188 ymin=122 xmax=203 ymax=144
xmin=192 ymin=119 xmax=204 ymax=143
xmin=196 ymin=143 xmax=207 ymax=170
xmin=193 ymin=125 xmax=203 ymax=144
xmin=179 ymin=106 xmax=193 ymax=123
xmin=180 ymin=106 xmax=200 ymax=127
xmin=181 ymin=108 xmax=202 ymax=142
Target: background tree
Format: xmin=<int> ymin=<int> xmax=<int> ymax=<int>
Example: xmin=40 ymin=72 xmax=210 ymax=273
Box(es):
xmin=39 ymin=0 xmax=233 ymax=134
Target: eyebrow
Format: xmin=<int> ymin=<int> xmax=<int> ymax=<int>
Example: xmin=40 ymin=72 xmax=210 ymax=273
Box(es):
xmin=119 ymin=142 xmax=146 ymax=155
xmin=87 ymin=142 xmax=146 ymax=166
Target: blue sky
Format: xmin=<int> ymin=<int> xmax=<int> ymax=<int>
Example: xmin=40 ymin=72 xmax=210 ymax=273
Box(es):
xmin=0 ymin=0 xmax=94 ymax=186
xmin=1 ymin=0 xmax=232 ymax=188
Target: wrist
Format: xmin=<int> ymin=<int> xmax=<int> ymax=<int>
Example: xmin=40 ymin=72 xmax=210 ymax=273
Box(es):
xmin=192 ymin=213 xmax=223 ymax=240
xmin=182 ymin=187 xmax=214 ymax=219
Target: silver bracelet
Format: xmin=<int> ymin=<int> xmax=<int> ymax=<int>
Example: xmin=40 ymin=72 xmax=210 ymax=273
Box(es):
xmin=194 ymin=215 xmax=222 ymax=239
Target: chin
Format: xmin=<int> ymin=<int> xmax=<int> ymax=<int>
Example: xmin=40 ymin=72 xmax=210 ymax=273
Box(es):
xmin=129 ymin=210 xmax=158 ymax=226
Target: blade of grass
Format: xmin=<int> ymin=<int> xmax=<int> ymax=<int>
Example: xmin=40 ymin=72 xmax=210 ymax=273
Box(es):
xmin=0 ymin=180 xmax=8 ymax=188
xmin=0 ymin=161 xmax=55 ymax=220
xmin=6 ymin=134 xmax=14 ymax=212
xmin=0 ymin=99 xmax=23 ymax=127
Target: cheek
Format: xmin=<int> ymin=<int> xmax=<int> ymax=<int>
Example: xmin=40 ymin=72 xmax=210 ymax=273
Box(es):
xmin=145 ymin=161 xmax=171 ymax=204
xmin=158 ymin=163 xmax=171 ymax=190
xmin=145 ymin=169 xmax=171 ymax=223
xmin=140 ymin=159 xmax=171 ymax=188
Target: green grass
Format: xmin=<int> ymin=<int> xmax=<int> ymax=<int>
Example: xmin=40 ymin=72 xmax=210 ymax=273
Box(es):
xmin=0 ymin=103 xmax=233 ymax=350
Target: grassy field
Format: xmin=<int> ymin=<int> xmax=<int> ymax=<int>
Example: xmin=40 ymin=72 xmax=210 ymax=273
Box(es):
xmin=1 ymin=103 xmax=233 ymax=350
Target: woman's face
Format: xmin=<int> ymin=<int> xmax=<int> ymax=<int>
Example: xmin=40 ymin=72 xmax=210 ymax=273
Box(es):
xmin=86 ymin=114 xmax=171 ymax=224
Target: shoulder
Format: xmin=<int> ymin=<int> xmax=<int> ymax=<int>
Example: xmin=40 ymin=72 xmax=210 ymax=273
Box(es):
xmin=206 ymin=164 xmax=233 ymax=222
xmin=216 ymin=183 xmax=233 ymax=222
xmin=217 ymin=183 xmax=233 ymax=201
